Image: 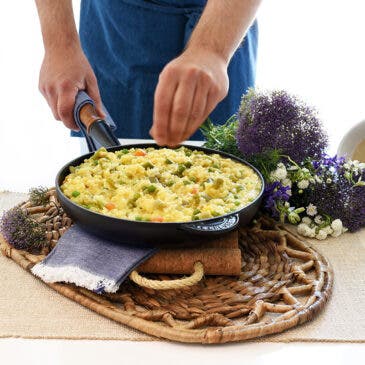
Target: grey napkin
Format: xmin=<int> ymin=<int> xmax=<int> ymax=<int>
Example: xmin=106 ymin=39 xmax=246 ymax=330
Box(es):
xmin=31 ymin=225 xmax=157 ymax=294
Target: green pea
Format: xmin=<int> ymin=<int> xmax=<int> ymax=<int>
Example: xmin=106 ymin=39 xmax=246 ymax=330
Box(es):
xmin=143 ymin=162 xmax=154 ymax=169
xmin=174 ymin=164 xmax=186 ymax=177
xmin=165 ymin=181 xmax=174 ymax=187
xmin=192 ymin=215 xmax=200 ymax=221
xmin=135 ymin=216 xmax=143 ymax=221
xmin=72 ymin=191 xmax=80 ymax=197
xmin=165 ymin=158 xmax=173 ymax=164
xmin=183 ymin=180 xmax=191 ymax=185
xmin=146 ymin=185 xmax=157 ymax=193
xmin=211 ymin=211 xmax=221 ymax=217
xmin=234 ymin=201 xmax=241 ymax=206
xmin=189 ymin=176 xmax=197 ymax=182
xmin=193 ymin=209 xmax=201 ymax=215
xmin=184 ymin=161 xmax=192 ymax=168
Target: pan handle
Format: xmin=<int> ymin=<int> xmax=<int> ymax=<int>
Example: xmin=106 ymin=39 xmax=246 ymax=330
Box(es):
xmin=79 ymin=103 xmax=121 ymax=150
xmin=179 ymin=214 xmax=239 ymax=235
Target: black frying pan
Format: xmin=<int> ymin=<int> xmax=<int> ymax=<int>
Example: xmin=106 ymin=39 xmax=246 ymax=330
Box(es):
xmin=55 ymin=103 xmax=264 ymax=245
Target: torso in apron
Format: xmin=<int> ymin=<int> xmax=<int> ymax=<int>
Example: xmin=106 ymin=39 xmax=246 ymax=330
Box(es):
xmin=73 ymin=0 xmax=258 ymax=140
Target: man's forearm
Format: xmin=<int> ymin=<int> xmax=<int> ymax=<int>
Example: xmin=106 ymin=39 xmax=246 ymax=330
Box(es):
xmin=187 ymin=0 xmax=261 ymax=63
xmin=35 ymin=0 xmax=80 ymax=52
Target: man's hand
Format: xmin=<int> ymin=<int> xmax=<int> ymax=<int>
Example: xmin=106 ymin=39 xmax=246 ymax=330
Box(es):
xmin=150 ymin=0 xmax=261 ymax=146
xmin=39 ymin=46 xmax=104 ymax=130
xmin=150 ymin=48 xmax=229 ymax=147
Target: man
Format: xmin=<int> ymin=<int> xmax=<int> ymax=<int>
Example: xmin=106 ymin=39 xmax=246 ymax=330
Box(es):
xmin=36 ymin=0 xmax=261 ymax=147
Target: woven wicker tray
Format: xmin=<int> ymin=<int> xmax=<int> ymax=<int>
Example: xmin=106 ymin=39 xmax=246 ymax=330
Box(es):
xmin=0 ymin=190 xmax=333 ymax=344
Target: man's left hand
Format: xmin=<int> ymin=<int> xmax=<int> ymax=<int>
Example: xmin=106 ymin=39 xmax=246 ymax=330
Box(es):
xmin=150 ymin=48 xmax=229 ymax=146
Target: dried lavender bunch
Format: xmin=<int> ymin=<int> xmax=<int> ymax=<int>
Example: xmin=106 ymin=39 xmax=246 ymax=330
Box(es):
xmin=29 ymin=186 xmax=49 ymax=206
xmin=236 ymin=89 xmax=328 ymax=163
xmin=0 ymin=207 xmax=46 ymax=250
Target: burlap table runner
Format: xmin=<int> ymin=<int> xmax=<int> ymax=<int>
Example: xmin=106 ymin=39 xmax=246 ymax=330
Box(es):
xmin=0 ymin=191 xmax=364 ymax=342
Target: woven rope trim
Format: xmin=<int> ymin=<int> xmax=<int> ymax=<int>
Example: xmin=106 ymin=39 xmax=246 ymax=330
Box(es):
xmin=0 ymin=190 xmax=333 ymax=344
xmin=130 ymin=262 xmax=204 ymax=290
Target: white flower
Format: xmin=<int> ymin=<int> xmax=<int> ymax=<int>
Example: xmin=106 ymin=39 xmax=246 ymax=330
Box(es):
xmin=282 ymin=178 xmax=292 ymax=188
xmin=343 ymin=162 xmax=350 ymax=169
xmin=309 ymin=178 xmax=315 ymax=184
xmin=277 ymin=162 xmax=286 ymax=169
xmin=297 ymin=180 xmax=309 ymax=189
xmin=297 ymin=223 xmax=316 ymax=238
xmin=306 ymin=203 xmax=318 ymax=216
xmin=302 ymin=217 xmax=312 ymax=225
xmin=331 ymin=229 xmax=343 ymax=238
xmin=297 ymin=223 xmax=310 ymax=236
xmin=288 ymin=165 xmax=299 ymax=171
xmin=314 ymin=215 xmax=323 ymax=224
xmin=270 ymin=167 xmax=287 ymax=181
xmin=326 ymin=178 xmax=332 ymax=184
xmin=323 ymin=225 xmax=333 ymax=234
xmin=331 ymin=219 xmax=343 ymax=232
xmin=307 ymin=227 xmax=316 ymax=238
xmin=316 ymin=229 xmax=328 ymax=240
xmin=359 ymin=162 xmax=365 ymax=170
xmin=302 ymin=168 xmax=309 ymax=173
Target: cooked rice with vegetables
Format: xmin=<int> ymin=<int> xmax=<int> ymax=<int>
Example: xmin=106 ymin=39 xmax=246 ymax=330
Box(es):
xmin=61 ymin=146 xmax=262 ymax=222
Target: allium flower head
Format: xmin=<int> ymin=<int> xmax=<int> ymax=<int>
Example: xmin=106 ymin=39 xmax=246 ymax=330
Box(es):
xmin=236 ymin=89 xmax=328 ymax=163
xmin=0 ymin=207 xmax=46 ymax=251
xmin=308 ymin=157 xmax=365 ymax=231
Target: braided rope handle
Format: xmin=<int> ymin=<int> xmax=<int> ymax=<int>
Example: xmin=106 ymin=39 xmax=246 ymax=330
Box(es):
xmin=129 ymin=261 xmax=204 ymax=290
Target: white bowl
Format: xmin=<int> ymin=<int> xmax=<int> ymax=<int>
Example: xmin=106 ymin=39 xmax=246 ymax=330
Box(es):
xmin=337 ymin=119 xmax=365 ymax=161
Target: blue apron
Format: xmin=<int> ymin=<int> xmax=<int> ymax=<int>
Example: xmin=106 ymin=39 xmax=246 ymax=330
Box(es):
xmin=73 ymin=0 xmax=258 ymax=140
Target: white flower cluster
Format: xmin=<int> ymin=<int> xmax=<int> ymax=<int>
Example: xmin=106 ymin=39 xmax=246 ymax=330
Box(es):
xmin=270 ymin=163 xmax=293 ymax=194
xmin=343 ymin=160 xmax=365 ymax=174
xmin=270 ymin=163 xmax=287 ymax=181
xmin=297 ymin=206 xmax=347 ymax=240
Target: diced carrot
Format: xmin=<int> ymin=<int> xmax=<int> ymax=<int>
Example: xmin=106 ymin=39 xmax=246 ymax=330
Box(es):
xmin=152 ymin=217 xmax=164 ymax=222
xmin=134 ymin=149 xmax=146 ymax=156
xmin=105 ymin=202 xmax=116 ymax=210
xmin=191 ymin=187 xmax=198 ymax=194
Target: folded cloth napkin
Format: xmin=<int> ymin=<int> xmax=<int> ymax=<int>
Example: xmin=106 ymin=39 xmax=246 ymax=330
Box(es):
xmin=73 ymin=90 xmax=117 ymax=151
xmin=31 ymin=225 xmax=158 ymax=294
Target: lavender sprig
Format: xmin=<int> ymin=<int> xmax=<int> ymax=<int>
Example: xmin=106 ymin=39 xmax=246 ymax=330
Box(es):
xmin=0 ymin=207 xmax=46 ymax=251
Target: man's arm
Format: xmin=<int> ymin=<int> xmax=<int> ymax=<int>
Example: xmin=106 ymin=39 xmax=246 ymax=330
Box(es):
xmin=35 ymin=0 xmax=103 ymax=130
xmin=151 ymin=0 xmax=261 ymax=146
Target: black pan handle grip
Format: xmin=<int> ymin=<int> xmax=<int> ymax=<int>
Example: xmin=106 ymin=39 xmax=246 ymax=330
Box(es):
xmin=179 ymin=214 xmax=239 ymax=235
xmin=79 ymin=103 xmax=121 ymax=150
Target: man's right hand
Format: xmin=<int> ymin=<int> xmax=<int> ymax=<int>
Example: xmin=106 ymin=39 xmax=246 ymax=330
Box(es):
xmin=38 ymin=45 xmax=104 ymax=131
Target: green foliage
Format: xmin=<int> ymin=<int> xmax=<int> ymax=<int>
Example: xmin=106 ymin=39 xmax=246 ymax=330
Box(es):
xmin=200 ymin=116 xmax=241 ymax=157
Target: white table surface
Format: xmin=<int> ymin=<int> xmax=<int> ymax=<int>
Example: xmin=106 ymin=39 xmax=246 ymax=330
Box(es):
xmin=1 ymin=138 xmax=364 ymax=364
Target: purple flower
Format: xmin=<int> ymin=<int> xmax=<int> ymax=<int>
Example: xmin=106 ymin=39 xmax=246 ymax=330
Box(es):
xmin=264 ymin=181 xmax=291 ymax=218
xmin=236 ymin=89 xmax=328 ymax=163
xmin=0 ymin=207 xmax=45 ymax=251
xmin=306 ymin=158 xmax=365 ymax=231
